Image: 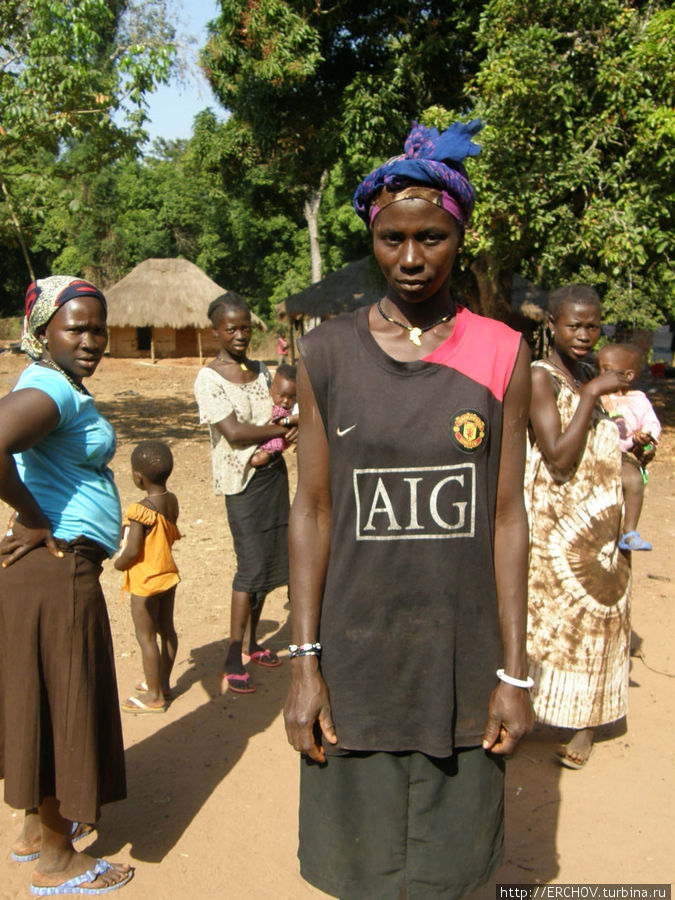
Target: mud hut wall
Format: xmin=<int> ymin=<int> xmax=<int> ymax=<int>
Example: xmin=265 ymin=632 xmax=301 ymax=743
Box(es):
xmin=153 ymin=327 xmax=175 ymax=357
xmin=199 ymin=327 xmax=220 ymax=356
xmin=109 ymin=325 xmax=221 ymax=358
xmin=108 ymin=326 xmax=138 ymax=358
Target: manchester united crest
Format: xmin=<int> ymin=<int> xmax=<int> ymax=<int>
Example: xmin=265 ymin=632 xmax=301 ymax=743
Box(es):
xmin=450 ymin=409 xmax=487 ymax=452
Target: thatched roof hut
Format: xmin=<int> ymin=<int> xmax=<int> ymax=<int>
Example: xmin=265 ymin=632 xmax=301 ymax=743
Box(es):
xmin=104 ymin=258 xmax=264 ymax=360
xmin=282 ymin=257 xmax=385 ymax=320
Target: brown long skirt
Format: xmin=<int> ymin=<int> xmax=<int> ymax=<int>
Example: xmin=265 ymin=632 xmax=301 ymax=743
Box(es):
xmin=0 ymin=538 xmax=126 ymax=823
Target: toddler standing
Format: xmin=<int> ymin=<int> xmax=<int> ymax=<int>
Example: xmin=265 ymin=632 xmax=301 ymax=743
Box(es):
xmin=115 ymin=441 xmax=180 ymax=712
xmin=597 ymin=343 xmax=661 ymax=551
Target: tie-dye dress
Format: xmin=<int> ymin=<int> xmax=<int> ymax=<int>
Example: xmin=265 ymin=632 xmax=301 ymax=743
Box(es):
xmin=525 ymin=360 xmax=631 ymax=728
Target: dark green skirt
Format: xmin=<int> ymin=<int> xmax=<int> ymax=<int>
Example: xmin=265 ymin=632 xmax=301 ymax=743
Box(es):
xmin=299 ymin=747 xmax=504 ymax=900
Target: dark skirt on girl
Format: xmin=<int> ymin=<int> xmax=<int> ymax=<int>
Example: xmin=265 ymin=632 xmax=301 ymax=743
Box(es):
xmin=225 ymin=456 xmax=290 ymax=594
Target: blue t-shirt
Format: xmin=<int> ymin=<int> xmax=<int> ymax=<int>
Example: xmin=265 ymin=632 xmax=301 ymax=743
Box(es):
xmin=13 ymin=364 xmax=121 ymax=556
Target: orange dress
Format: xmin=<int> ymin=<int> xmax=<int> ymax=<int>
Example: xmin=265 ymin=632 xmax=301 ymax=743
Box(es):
xmin=122 ymin=502 xmax=181 ymax=597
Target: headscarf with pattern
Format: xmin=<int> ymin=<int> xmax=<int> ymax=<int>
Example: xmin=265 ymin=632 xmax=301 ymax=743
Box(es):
xmin=21 ymin=276 xmax=107 ymax=360
xmin=353 ymin=120 xmax=482 ymax=229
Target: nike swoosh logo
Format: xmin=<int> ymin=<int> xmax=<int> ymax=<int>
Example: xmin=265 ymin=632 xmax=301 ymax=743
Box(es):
xmin=336 ymin=424 xmax=357 ymax=437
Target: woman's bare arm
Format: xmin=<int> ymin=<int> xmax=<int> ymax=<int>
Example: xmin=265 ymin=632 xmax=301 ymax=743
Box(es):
xmin=283 ymin=358 xmax=336 ymax=762
xmin=529 ymin=365 xmax=627 ymax=479
xmin=482 ymin=342 xmax=535 ymax=754
xmin=0 ymin=388 xmax=64 ymax=565
xmin=215 ymin=412 xmax=296 ymax=446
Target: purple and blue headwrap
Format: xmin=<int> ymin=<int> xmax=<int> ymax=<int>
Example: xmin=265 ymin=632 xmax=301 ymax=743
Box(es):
xmin=353 ymin=119 xmax=482 ymax=229
xmin=21 ymin=275 xmax=107 ymax=360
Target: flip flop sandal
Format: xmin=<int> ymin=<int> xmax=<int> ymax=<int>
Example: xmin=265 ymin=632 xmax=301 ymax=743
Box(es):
xmin=30 ymin=858 xmax=134 ymax=895
xmin=555 ymin=743 xmax=593 ymax=770
xmin=122 ymin=696 xmax=167 ymax=714
xmin=135 ymin=680 xmax=174 ymax=699
xmin=618 ymin=531 xmax=652 ymax=551
xmin=223 ymin=671 xmax=256 ymax=694
xmin=11 ymin=823 xmax=95 ymax=862
xmin=245 ymin=649 xmax=282 ymax=668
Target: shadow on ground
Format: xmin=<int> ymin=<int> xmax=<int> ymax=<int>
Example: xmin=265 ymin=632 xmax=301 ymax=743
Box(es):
xmin=88 ymin=618 xmax=291 ymax=863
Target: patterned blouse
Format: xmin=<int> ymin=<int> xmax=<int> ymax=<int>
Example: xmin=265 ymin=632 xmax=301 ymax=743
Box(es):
xmin=194 ymin=364 xmax=273 ymax=495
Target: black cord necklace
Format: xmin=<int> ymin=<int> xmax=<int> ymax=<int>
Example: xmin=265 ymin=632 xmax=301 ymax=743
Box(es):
xmin=376 ymin=300 xmax=455 ymax=346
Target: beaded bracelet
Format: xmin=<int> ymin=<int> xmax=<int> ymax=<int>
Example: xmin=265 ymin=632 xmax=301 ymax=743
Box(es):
xmin=288 ymin=642 xmax=322 ymax=659
xmin=496 ymin=668 xmax=534 ymax=689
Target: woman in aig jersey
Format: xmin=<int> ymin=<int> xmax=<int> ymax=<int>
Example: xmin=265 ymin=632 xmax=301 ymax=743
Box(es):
xmin=284 ymin=121 xmax=534 ymax=900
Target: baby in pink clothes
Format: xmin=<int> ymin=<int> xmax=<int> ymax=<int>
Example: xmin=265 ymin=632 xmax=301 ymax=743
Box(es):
xmin=598 ymin=344 xmax=661 ymax=551
xmin=250 ymin=364 xmax=298 ymax=468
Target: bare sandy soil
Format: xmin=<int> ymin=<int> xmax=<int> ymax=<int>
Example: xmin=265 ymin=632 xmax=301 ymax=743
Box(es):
xmin=0 ymin=351 xmax=671 ymax=899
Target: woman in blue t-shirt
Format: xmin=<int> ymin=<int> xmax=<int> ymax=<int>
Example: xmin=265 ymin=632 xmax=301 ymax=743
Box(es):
xmin=0 ymin=277 xmax=133 ymax=894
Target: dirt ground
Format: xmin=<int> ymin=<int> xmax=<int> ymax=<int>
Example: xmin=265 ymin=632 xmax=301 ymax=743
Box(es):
xmin=0 ymin=350 xmax=672 ymax=899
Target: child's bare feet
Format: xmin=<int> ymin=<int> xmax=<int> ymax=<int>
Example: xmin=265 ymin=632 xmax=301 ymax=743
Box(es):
xmin=556 ymin=727 xmax=593 ymax=769
xmin=31 ymin=851 xmax=133 ymax=893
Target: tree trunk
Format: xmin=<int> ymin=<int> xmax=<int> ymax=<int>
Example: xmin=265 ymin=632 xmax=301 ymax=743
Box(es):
xmin=470 ymin=251 xmax=511 ymax=322
xmin=303 ymin=169 xmax=328 ymax=285
xmin=0 ymin=171 xmax=35 ymax=282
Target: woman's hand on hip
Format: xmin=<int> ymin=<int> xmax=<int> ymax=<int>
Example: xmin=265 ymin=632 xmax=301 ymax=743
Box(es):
xmin=284 ymin=661 xmax=337 ymax=763
xmin=482 ymin=682 xmax=534 ymax=755
xmin=0 ymin=515 xmax=63 ymax=567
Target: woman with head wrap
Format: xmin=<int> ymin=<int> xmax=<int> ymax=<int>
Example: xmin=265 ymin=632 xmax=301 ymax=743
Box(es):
xmin=0 ymin=276 xmax=133 ymax=894
xmin=283 ymin=121 xmax=533 ymax=899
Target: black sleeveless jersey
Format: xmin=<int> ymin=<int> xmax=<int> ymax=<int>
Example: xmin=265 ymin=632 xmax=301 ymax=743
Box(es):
xmin=299 ymin=304 xmax=522 ymax=756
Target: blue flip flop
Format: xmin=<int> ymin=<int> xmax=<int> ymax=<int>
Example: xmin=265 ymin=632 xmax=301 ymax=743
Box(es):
xmin=11 ymin=822 xmax=94 ymax=863
xmin=30 ymin=858 xmax=133 ymax=895
xmin=618 ymin=530 xmax=652 ymax=551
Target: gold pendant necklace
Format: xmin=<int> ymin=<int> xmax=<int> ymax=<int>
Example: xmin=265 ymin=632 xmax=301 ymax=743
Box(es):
xmin=376 ymin=300 xmax=454 ymax=346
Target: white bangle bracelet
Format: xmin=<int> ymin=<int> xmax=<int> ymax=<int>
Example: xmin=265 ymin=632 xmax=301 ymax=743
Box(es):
xmin=496 ymin=668 xmax=534 ymax=689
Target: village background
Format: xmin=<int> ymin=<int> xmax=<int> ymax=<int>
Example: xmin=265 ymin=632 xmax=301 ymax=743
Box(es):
xmin=0 ymin=346 xmax=671 ymax=898
xmin=1 ymin=1 xmax=674 ymax=896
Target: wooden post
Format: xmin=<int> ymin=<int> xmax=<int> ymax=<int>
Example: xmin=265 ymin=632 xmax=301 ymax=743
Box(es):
xmin=151 ymin=331 xmax=156 ymax=364
xmin=289 ymin=318 xmax=296 ymax=364
xmin=197 ymin=329 xmax=203 ymax=365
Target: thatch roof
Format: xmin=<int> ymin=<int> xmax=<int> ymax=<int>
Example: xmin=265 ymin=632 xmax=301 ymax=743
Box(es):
xmin=104 ymin=258 xmax=266 ymax=329
xmin=283 ymin=257 xmax=385 ymax=319
xmin=510 ymin=274 xmax=548 ymax=322
xmin=280 ymin=260 xmax=548 ymax=325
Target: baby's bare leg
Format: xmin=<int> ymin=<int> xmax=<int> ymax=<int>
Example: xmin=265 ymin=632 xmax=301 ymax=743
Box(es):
xmin=250 ymin=449 xmax=270 ymax=468
xmin=622 ymin=460 xmax=645 ymax=534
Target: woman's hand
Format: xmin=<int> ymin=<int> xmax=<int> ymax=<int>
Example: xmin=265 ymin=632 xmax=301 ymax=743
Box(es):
xmin=0 ymin=515 xmax=63 ymax=567
xmin=482 ymin=682 xmax=534 ymax=755
xmin=284 ymin=659 xmax=337 ymax=763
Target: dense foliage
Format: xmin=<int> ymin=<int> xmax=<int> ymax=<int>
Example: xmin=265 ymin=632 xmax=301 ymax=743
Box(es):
xmin=0 ymin=0 xmax=176 ymax=305
xmin=0 ymin=0 xmax=672 ymax=330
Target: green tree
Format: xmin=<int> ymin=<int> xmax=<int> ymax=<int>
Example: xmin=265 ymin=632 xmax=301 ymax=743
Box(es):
xmin=34 ymin=135 xmax=230 ymax=291
xmin=0 ymin=0 xmax=176 ymax=295
xmin=465 ymin=0 xmax=674 ymax=327
xmin=200 ymin=0 xmax=488 ymax=286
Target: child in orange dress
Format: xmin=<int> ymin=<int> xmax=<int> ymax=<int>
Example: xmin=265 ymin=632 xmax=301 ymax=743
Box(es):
xmin=114 ymin=441 xmax=180 ymax=713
